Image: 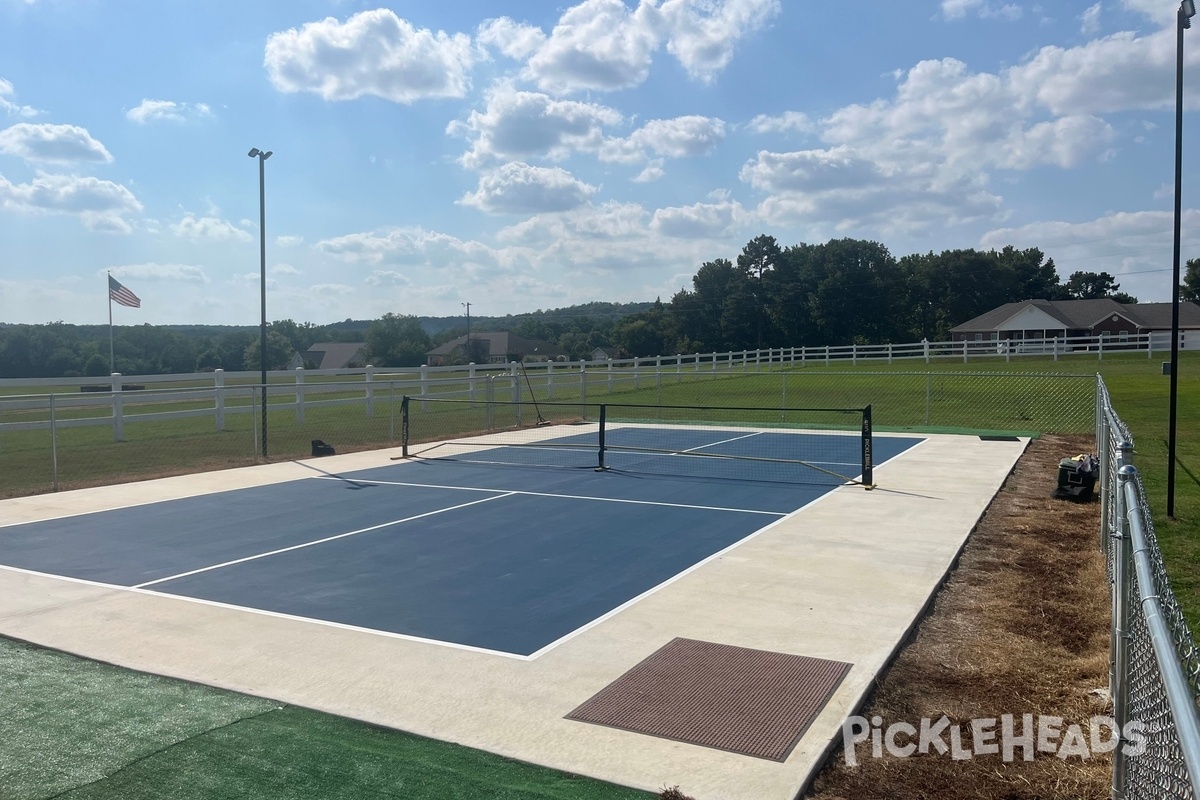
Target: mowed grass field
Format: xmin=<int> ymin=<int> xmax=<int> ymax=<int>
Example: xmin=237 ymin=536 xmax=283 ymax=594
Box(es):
xmin=1 ymin=350 xmax=1196 ymax=799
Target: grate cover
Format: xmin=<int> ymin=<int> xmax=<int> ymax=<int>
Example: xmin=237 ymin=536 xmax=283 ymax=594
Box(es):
xmin=565 ymin=637 xmax=851 ymax=761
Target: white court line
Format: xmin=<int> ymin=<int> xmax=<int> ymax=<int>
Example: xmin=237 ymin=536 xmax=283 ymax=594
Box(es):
xmin=134 ymin=492 xmax=517 ymax=589
xmin=523 ymin=478 xmax=851 ymax=659
xmin=679 ymin=431 xmax=762 ymax=452
xmin=0 ymin=563 xmax=534 ymax=661
xmin=310 ymin=476 xmax=786 ymax=517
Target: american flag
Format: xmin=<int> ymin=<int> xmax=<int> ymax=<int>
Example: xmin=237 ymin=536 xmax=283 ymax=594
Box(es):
xmin=108 ymin=275 xmax=141 ymax=308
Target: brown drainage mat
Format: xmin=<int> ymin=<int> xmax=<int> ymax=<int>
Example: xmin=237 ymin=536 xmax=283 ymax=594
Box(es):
xmin=565 ymin=637 xmax=852 ymax=762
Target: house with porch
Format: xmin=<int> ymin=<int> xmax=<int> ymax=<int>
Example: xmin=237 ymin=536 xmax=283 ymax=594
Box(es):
xmin=950 ymin=299 xmax=1200 ymax=351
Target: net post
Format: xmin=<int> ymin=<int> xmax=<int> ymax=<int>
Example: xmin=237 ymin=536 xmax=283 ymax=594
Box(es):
xmin=596 ymin=403 xmax=607 ymax=470
xmin=861 ymin=404 xmax=874 ymax=488
xmin=401 ymin=395 xmax=410 ymax=458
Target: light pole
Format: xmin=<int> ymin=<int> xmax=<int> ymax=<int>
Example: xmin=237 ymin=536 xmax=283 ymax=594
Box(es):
xmin=249 ymin=147 xmax=272 ymax=458
xmin=463 ymin=301 xmax=471 ymax=361
xmin=1169 ymin=0 xmax=1194 ymax=518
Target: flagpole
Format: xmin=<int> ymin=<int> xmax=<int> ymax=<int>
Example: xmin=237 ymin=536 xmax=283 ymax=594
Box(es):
xmin=108 ymin=272 xmax=115 ymax=375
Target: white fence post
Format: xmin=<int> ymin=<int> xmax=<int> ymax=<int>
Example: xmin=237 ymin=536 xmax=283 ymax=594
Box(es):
xmin=546 ymin=360 xmax=555 ymax=400
xmin=295 ymin=367 xmax=305 ymax=423
xmin=214 ymin=368 xmax=225 ymax=431
xmin=607 ymin=358 xmax=614 ymax=391
xmin=633 ymin=357 xmax=641 ymax=389
xmin=923 ymin=338 xmax=930 ymax=364
xmin=511 ymin=362 xmax=520 ymax=404
xmin=111 ymin=372 xmax=124 ymax=442
xmin=365 ymin=364 xmax=375 ymax=417
xmin=579 ymin=365 xmax=587 ymax=404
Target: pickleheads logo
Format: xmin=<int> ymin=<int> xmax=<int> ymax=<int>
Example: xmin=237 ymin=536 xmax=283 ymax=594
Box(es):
xmin=841 ymin=714 xmax=1145 ymax=766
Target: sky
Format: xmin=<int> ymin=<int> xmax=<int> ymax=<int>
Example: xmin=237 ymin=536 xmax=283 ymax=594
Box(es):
xmin=2 ymin=0 xmax=1200 ymax=327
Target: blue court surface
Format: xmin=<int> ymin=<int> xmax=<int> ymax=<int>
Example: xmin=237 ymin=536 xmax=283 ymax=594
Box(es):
xmin=0 ymin=427 xmax=922 ymax=657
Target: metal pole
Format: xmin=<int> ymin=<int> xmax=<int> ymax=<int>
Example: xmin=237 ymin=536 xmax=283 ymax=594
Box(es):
xmin=1169 ymin=3 xmax=1189 ymax=517
xmin=258 ymin=153 xmax=268 ymax=459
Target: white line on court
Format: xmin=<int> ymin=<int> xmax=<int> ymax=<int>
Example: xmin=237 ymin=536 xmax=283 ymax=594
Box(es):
xmin=679 ymin=431 xmax=762 ymax=452
xmin=0 ymin=563 xmax=535 ymax=661
xmin=522 ymin=479 xmax=853 ymax=659
xmin=133 ymin=492 xmax=518 ymax=590
xmin=309 ymin=476 xmax=787 ymax=517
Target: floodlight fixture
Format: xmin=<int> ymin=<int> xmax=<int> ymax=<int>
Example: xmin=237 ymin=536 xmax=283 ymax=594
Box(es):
xmin=1185 ymin=0 xmax=1196 ymax=28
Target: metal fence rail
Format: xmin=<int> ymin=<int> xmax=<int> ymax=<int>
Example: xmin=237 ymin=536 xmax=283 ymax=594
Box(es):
xmin=1098 ymin=376 xmax=1200 ymax=799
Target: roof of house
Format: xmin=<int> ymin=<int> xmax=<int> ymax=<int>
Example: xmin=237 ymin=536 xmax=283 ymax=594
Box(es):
xmin=425 ymin=332 xmax=565 ymax=359
xmin=301 ymin=342 xmax=366 ymax=369
xmin=951 ymin=299 xmax=1200 ymax=332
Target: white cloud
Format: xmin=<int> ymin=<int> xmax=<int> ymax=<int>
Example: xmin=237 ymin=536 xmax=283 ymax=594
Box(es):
xmin=1080 ymin=3 xmax=1102 ymax=36
xmin=271 ymin=263 xmax=299 ymax=275
xmin=0 ymin=123 xmax=112 ymax=163
xmin=364 ymin=270 xmax=412 ymax=287
xmin=658 ymin=0 xmax=780 ymax=83
xmin=276 ymin=235 xmax=304 ymax=247
xmin=477 ymin=17 xmax=546 ymax=60
xmin=0 ymin=79 xmax=39 ymax=118
xmin=599 ymin=115 xmax=726 ymax=163
xmin=459 ymin=162 xmax=597 ymax=214
xmin=1005 ymin=30 xmax=1180 ymax=117
xmin=1120 ymin=0 xmax=1175 ymax=28
xmin=746 ymin=111 xmax=812 ymax=135
xmin=449 ymin=85 xmax=622 ymax=168
xmin=170 ymin=213 xmax=253 ymax=242
xmin=107 ymin=263 xmax=209 ymax=283
xmin=265 ymin=9 xmax=476 ymax=103
xmin=941 ymin=0 xmax=1023 ymax=20
xmin=524 ymin=0 xmax=661 ymax=93
xmin=980 ymin=209 xmax=1200 ymax=302
xmin=0 ymin=171 xmax=141 ymax=231
xmin=633 ymin=163 xmax=665 ymax=182
xmin=126 ymin=99 xmax=213 ymax=124
xmin=316 ymin=226 xmax=501 ymax=267
xmin=733 ymin=53 xmax=1121 ymax=235
xmin=651 ymin=198 xmax=745 ymax=238
xmin=942 ymin=0 xmax=983 ymax=18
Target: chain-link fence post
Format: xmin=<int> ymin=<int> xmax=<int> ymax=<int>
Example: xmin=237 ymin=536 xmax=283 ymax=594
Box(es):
xmin=1112 ymin=464 xmax=1135 ymax=798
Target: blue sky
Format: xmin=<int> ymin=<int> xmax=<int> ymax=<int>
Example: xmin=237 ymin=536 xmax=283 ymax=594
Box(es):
xmin=1 ymin=0 xmax=1198 ymax=326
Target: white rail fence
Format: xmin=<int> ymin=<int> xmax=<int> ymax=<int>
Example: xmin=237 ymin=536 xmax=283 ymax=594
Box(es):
xmin=0 ymin=331 xmax=1187 ymax=444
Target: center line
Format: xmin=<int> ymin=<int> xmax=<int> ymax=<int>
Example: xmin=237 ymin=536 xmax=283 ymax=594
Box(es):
xmin=134 ymin=492 xmax=516 ymax=589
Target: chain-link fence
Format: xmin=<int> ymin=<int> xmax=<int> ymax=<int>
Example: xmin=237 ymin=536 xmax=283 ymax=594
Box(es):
xmin=1098 ymin=377 xmax=1200 ymax=799
xmin=0 ymin=367 xmax=1096 ymax=498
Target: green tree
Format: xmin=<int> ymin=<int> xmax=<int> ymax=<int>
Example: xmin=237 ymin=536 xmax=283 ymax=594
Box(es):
xmin=736 ymin=235 xmax=783 ymax=348
xmin=364 ymin=313 xmax=431 ymax=367
xmin=1065 ymin=271 xmax=1136 ymax=303
xmin=243 ymin=330 xmax=295 ymax=371
xmin=1182 ymin=258 xmax=1200 ymax=303
xmin=84 ymin=353 xmax=109 ymax=376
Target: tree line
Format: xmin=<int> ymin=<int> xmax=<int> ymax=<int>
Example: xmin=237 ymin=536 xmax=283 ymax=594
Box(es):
xmin=602 ymin=235 xmax=1158 ymax=359
xmin=2 ymin=236 xmax=1195 ymax=378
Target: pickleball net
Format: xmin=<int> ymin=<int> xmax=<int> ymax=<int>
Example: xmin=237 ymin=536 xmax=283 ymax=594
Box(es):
xmin=399 ymin=397 xmax=874 ymax=488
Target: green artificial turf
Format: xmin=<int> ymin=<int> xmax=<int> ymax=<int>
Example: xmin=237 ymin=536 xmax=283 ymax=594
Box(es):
xmin=0 ymin=637 xmax=653 ymax=800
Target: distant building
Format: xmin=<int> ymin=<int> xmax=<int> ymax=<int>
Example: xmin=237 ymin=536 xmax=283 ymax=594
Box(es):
xmin=590 ymin=346 xmax=619 ymax=361
xmin=425 ymin=332 xmax=565 ymax=366
xmin=289 ymin=342 xmax=367 ymax=370
xmin=950 ymin=299 xmax=1200 ymax=349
